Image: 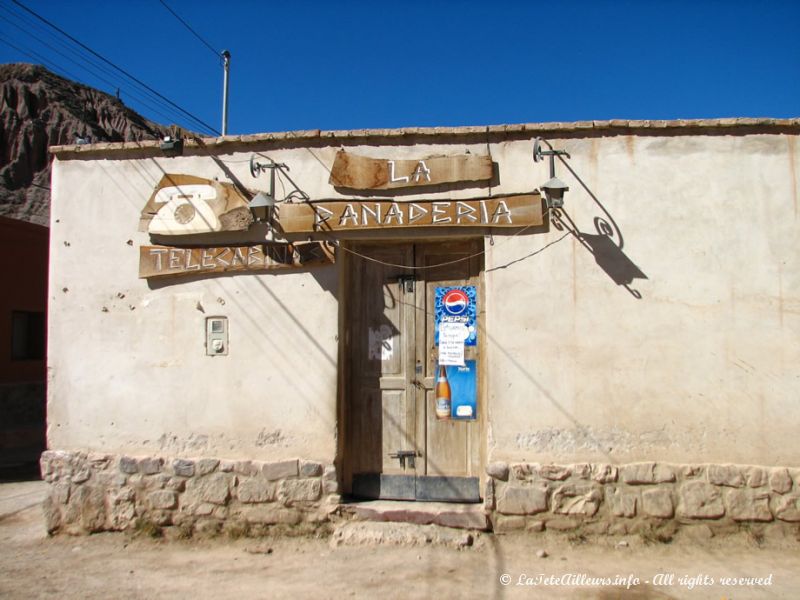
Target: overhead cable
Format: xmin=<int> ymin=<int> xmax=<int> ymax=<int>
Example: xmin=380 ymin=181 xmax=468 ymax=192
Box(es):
xmin=10 ymin=0 xmax=220 ymax=135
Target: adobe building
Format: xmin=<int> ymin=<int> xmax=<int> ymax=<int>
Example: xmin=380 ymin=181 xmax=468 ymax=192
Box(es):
xmin=0 ymin=215 xmax=48 ymax=468
xmin=41 ymin=118 xmax=800 ymax=536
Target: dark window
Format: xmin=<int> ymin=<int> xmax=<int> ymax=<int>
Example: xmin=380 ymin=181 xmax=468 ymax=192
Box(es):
xmin=11 ymin=311 xmax=45 ymax=360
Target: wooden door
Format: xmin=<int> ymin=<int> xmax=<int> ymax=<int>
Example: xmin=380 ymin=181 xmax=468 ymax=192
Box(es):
xmin=347 ymin=240 xmax=483 ymax=502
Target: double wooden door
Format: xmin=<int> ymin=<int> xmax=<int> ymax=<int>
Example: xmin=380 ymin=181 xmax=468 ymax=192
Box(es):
xmin=345 ymin=240 xmax=483 ymax=502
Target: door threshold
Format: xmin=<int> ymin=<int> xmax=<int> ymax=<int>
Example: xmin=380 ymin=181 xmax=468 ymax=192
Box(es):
xmin=340 ymin=499 xmax=490 ymax=531
xmin=352 ymin=473 xmax=481 ymax=502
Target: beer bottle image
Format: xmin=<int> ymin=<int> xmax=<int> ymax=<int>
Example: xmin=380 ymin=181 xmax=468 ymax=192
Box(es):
xmin=435 ymin=365 xmax=452 ymax=420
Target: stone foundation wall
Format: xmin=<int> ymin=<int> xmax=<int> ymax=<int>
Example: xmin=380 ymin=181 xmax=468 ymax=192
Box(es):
xmin=485 ymin=462 xmax=800 ymax=535
xmin=40 ymin=451 xmax=340 ymax=536
xmin=42 ymin=452 xmax=800 ymax=538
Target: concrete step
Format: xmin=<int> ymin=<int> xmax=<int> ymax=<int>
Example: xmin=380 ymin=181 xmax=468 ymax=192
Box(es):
xmin=342 ymin=500 xmax=489 ymax=531
xmin=330 ymin=520 xmax=482 ymax=549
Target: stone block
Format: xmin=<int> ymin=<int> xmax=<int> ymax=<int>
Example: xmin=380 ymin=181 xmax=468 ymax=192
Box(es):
xmin=42 ymin=495 xmax=61 ymax=534
xmin=323 ymin=479 xmax=339 ymax=495
xmin=769 ymin=468 xmax=792 ymax=494
xmin=642 ymin=489 xmax=674 ymax=518
xmin=771 ymin=494 xmax=800 ymax=522
xmin=606 ymin=488 xmax=637 ymax=518
xmin=193 ymin=518 xmax=221 ymax=536
xmin=494 ymin=515 xmax=525 ymax=532
xmin=139 ymin=457 xmax=163 ymax=475
xmin=72 ymin=462 xmax=91 ymax=484
xmin=726 ymin=489 xmax=772 ymax=522
xmin=186 ymin=473 xmax=232 ymax=505
xmin=119 ymin=456 xmax=139 ymax=475
xmin=483 ymin=478 xmax=495 ymax=511
xmin=592 ymin=464 xmax=618 ymax=483
xmin=52 ymin=482 xmax=70 ymax=504
xmin=237 ymin=479 xmax=276 ymax=503
xmin=486 ymin=462 xmax=509 ymax=481
xmin=148 ymin=490 xmax=177 ymax=510
xmin=745 ymin=467 xmax=768 ymax=488
xmin=526 ymin=520 xmax=545 ymax=532
xmin=279 ymin=479 xmax=321 ymax=504
xmin=196 ymin=459 xmax=220 ymax=476
xmin=510 ymin=463 xmax=532 ymax=480
xmin=299 ymin=461 xmax=323 ymax=478
xmin=322 ymin=465 xmax=337 ymax=482
xmin=551 ymin=484 xmax=602 ymax=517
xmin=262 ymin=460 xmax=299 ymax=481
xmin=194 ymin=503 xmax=215 ymax=516
xmin=107 ymin=487 xmax=136 ymax=530
xmin=75 ymin=485 xmax=106 ymax=533
xmin=172 ymin=459 xmax=195 ymax=477
xmin=150 ymin=510 xmax=173 ymax=526
xmin=166 ymin=477 xmax=186 ymax=492
xmin=538 ymin=465 xmax=571 ymax=481
xmin=234 ymin=461 xmax=259 ymax=476
xmin=220 ymin=460 xmax=235 ymax=472
xmin=708 ymin=464 xmax=745 ymax=487
xmin=496 ymin=484 xmax=548 ymax=515
xmin=235 ymin=506 xmax=301 ymax=525
xmin=545 ymin=518 xmax=579 ymax=531
xmin=571 ymin=463 xmax=591 ymax=479
xmin=620 ymin=462 xmax=675 ymax=484
xmin=677 ymin=481 xmax=724 ymax=519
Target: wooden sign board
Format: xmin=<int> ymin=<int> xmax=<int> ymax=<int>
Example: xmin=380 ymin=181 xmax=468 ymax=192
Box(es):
xmin=139 ymin=242 xmax=335 ymax=279
xmin=329 ymin=150 xmax=492 ymax=190
xmin=139 ymin=174 xmax=253 ymax=235
xmin=278 ymin=193 xmax=543 ymax=233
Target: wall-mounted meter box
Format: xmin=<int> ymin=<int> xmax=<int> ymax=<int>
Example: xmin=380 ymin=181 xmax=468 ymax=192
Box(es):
xmin=206 ymin=316 xmax=228 ymax=356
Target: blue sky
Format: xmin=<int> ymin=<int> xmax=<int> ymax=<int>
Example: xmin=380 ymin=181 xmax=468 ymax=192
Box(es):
xmin=0 ymin=0 xmax=798 ymax=136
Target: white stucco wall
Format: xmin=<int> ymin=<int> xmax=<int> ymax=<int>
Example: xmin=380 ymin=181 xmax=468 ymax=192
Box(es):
xmin=48 ymin=124 xmax=800 ymax=469
xmin=485 ymin=132 xmax=800 ymax=465
xmin=48 ymin=155 xmax=340 ymax=461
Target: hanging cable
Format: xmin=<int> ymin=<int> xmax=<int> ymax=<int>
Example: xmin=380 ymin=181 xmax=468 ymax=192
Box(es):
xmin=10 ymin=0 xmax=220 ymax=136
xmin=158 ymin=0 xmax=220 ymax=61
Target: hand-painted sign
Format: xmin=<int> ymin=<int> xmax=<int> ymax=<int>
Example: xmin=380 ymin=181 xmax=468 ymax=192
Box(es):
xmin=139 ymin=174 xmax=253 ymax=235
xmin=138 ymin=242 xmax=335 ymax=279
xmin=329 ymin=150 xmax=493 ymax=190
xmin=278 ymin=193 xmax=543 ymax=233
xmin=435 ymin=286 xmax=477 ymax=347
xmin=444 ymin=361 xmax=477 ymax=421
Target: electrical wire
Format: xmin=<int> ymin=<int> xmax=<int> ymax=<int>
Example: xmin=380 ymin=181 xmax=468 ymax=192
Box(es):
xmin=0 ymin=6 xmax=186 ymax=128
xmin=9 ymin=0 xmax=220 ymax=136
xmin=158 ymin=0 xmax=220 ymax=61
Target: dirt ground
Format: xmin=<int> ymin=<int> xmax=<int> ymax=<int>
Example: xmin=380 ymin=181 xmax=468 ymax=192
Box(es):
xmin=1 ymin=480 xmax=799 ymax=599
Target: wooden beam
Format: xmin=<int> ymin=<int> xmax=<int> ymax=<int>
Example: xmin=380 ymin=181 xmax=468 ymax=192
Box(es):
xmin=139 ymin=242 xmax=335 ymax=279
xmin=278 ymin=193 xmax=543 ymax=233
xmin=328 ymin=150 xmax=493 ymax=189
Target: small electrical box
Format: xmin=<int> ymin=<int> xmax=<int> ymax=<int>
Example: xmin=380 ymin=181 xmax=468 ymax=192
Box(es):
xmin=206 ymin=317 xmax=228 ymax=356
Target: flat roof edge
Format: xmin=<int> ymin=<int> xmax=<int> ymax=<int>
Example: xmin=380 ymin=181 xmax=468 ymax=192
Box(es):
xmin=49 ymin=117 xmax=800 ymax=156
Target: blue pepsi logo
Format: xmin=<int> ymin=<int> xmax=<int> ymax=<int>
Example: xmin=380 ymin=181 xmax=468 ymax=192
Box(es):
xmin=442 ymin=289 xmax=469 ymax=315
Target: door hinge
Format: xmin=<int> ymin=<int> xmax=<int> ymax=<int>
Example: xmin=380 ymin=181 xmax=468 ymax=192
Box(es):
xmin=397 ymin=274 xmax=415 ymax=293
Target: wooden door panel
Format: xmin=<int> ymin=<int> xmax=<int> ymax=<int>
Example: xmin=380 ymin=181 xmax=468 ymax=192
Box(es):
xmin=349 ymin=244 xmax=416 ymax=478
xmin=415 ymin=240 xmax=483 ymax=479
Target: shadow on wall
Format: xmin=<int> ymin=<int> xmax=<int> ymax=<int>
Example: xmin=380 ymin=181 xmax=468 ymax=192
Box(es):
xmin=553 ymin=157 xmax=648 ymax=299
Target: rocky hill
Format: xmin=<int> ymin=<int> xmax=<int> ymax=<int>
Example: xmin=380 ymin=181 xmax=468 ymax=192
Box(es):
xmin=0 ymin=63 xmax=170 ymax=226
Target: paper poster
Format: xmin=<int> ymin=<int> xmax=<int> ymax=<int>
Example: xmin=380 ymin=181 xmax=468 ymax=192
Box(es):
xmin=438 ymin=322 xmax=468 ymax=366
xmin=447 ymin=361 xmax=477 ymax=420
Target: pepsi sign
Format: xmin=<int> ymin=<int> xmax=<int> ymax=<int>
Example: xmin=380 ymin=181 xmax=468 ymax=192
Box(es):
xmin=434 ymin=286 xmax=477 ymax=347
xmin=442 ymin=289 xmax=469 ymax=316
